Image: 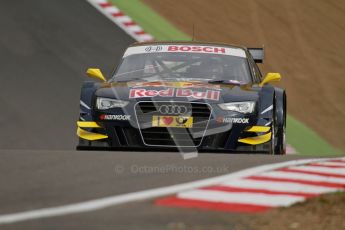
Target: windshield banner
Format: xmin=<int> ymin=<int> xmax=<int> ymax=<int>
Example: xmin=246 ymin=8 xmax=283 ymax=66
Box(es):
xmin=124 ymin=45 xmax=246 ymax=58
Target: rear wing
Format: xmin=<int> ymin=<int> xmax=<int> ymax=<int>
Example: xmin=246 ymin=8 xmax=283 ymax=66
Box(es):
xmin=248 ymin=47 xmax=264 ymax=63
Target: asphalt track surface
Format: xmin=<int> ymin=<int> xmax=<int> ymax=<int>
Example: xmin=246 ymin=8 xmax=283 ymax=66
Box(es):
xmin=0 ymin=1 xmax=320 ymax=229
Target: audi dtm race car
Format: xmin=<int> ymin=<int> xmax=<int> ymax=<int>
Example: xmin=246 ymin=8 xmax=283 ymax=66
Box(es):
xmin=77 ymin=41 xmax=286 ymax=154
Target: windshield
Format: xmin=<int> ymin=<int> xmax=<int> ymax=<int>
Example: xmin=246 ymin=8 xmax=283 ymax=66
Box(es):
xmin=112 ymin=46 xmax=252 ymax=84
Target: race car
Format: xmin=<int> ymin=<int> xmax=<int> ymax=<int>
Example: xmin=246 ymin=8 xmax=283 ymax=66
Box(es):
xmin=77 ymin=41 xmax=286 ymax=154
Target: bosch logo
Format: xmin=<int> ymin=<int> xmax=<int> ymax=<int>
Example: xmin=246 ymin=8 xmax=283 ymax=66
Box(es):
xmin=145 ymin=46 xmax=163 ymax=52
xmin=158 ymin=105 xmax=188 ymax=115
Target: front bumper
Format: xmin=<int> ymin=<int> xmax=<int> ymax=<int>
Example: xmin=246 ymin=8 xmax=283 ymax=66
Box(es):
xmin=76 ymin=122 xmax=272 ymax=152
xmin=77 ymin=126 xmax=271 ymax=151
xmin=77 ymin=101 xmax=272 ymax=152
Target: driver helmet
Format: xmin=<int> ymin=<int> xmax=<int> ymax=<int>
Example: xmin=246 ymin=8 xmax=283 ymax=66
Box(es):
xmin=207 ymin=57 xmax=224 ymax=79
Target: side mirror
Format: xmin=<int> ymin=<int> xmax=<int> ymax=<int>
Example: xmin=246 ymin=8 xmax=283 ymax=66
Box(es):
xmin=259 ymin=73 xmax=281 ymax=87
xmin=86 ymin=68 xmax=106 ymax=82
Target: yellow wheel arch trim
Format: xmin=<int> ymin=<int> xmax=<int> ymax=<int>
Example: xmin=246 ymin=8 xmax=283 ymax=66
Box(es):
xmin=77 ymin=121 xmax=101 ymax=128
xmin=77 ymin=127 xmax=108 ymax=141
xmin=245 ymin=126 xmax=271 ymax=133
xmin=238 ymin=132 xmax=272 ymax=145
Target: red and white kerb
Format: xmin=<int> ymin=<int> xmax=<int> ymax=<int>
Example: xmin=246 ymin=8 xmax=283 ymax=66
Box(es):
xmin=87 ymin=0 xmax=154 ymax=42
xmin=155 ymin=158 xmax=345 ymax=213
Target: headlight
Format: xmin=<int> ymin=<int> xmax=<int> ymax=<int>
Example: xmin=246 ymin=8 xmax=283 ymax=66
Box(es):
xmin=96 ymin=98 xmax=129 ymax=110
xmin=218 ymin=101 xmax=255 ymax=114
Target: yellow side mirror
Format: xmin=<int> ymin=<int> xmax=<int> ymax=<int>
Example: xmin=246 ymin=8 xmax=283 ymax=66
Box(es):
xmin=259 ymin=73 xmax=281 ymax=87
xmin=86 ymin=68 xmax=106 ymax=82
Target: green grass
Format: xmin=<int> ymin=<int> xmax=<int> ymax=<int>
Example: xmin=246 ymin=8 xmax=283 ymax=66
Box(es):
xmin=287 ymin=115 xmax=342 ymax=156
xmin=111 ymin=0 xmax=189 ymax=40
xmin=110 ymin=0 xmax=342 ymax=156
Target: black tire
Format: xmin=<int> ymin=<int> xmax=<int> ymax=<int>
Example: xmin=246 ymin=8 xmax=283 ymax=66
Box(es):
xmin=273 ymin=111 xmax=286 ymax=155
xmin=269 ymin=94 xmax=286 ymax=155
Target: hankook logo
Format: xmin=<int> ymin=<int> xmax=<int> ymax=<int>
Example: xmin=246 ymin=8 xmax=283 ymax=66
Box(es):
xmin=100 ymin=114 xmax=131 ymax=121
xmin=158 ymin=105 xmax=188 ymax=115
xmin=216 ymin=117 xmax=249 ymax=124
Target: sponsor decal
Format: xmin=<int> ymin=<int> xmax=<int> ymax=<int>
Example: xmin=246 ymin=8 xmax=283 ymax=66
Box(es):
xmin=162 ymin=117 xmax=173 ymax=125
xmin=152 ymin=116 xmax=193 ymax=128
xmin=129 ymin=88 xmax=174 ymax=98
xmin=99 ymin=114 xmax=131 ymax=121
xmin=216 ymin=116 xmax=249 ymax=124
xmin=175 ymin=116 xmax=189 ymax=125
xmin=145 ymin=46 xmax=163 ymax=52
xmin=123 ymin=45 xmax=246 ymax=58
xmin=168 ymin=45 xmax=226 ymax=54
xmin=129 ymin=88 xmax=220 ymax=101
xmin=176 ymin=89 xmax=220 ymax=101
xmin=128 ymin=81 xmax=221 ymax=90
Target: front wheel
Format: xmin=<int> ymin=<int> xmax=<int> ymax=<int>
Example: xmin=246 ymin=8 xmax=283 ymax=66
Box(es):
xmin=269 ymin=102 xmax=286 ymax=155
xmin=271 ymin=122 xmax=286 ymax=155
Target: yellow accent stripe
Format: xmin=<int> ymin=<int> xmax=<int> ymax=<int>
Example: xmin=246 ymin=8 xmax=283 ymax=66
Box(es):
xmin=238 ymin=132 xmax=272 ymax=145
xmin=77 ymin=121 xmax=101 ymax=128
xmin=77 ymin=127 xmax=108 ymax=141
xmin=246 ymin=126 xmax=271 ymax=133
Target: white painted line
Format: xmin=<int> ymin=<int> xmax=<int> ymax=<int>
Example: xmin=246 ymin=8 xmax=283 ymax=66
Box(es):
xmin=311 ymin=162 xmax=345 ymax=167
xmin=289 ymin=165 xmax=345 ymax=175
xmin=0 ymin=157 xmax=343 ymax=225
xmin=177 ymin=190 xmax=305 ymax=207
xmin=221 ymin=178 xmax=339 ymax=194
xmin=257 ymin=171 xmax=345 ymax=184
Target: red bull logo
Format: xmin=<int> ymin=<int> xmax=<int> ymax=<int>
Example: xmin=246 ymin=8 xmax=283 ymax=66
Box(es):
xmin=129 ymin=88 xmax=220 ymax=101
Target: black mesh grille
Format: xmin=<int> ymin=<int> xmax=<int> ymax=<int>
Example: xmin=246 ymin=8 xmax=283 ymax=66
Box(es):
xmin=135 ymin=102 xmax=211 ymax=146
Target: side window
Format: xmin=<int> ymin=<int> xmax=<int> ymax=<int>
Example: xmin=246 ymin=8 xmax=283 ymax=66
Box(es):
xmin=247 ymin=54 xmax=261 ymax=84
xmin=253 ymin=61 xmax=263 ymax=81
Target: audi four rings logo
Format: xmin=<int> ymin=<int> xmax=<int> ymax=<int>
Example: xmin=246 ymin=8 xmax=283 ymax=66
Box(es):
xmin=159 ymin=105 xmax=188 ymax=114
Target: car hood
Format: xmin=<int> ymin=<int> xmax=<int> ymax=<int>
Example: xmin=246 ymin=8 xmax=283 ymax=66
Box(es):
xmin=95 ymin=81 xmax=260 ymax=103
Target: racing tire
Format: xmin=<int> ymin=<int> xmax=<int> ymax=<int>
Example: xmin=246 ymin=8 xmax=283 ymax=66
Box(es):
xmin=269 ymin=95 xmax=286 ymax=155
